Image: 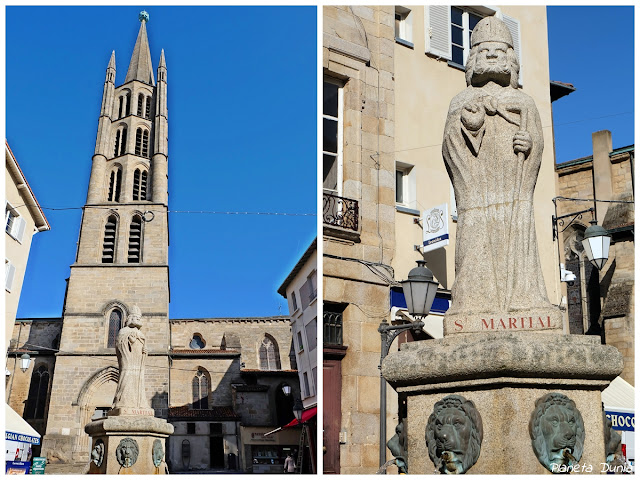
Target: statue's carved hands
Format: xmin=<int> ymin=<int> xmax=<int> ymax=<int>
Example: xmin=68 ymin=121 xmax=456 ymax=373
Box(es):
xmin=461 ymin=102 xmax=485 ymax=132
xmin=142 ymin=346 xmax=148 ymax=355
xmin=513 ymin=130 xmax=532 ymax=156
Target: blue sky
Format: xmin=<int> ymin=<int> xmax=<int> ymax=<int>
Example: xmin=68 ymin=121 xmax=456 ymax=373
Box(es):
xmin=7 ymin=6 xmax=317 ymax=319
xmin=547 ymin=6 xmax=634 ymax=163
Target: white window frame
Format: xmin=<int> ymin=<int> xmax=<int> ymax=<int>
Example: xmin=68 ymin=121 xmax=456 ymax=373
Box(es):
xmin=395 ymin=6 xmax=414 ymax=46
xmin=323 ymin=77 xmax=343 ymax=197
xmin=395 ymin=161 xmax=416 ymax=210
xmin=5 ymin=202 xmax=25 ymax=243
xmin=450 ymin=6 xmax=491 ymax=67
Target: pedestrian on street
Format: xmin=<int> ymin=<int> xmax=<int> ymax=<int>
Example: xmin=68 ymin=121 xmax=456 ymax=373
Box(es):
xmin=284 ymin=454 xmax=296 ymax=473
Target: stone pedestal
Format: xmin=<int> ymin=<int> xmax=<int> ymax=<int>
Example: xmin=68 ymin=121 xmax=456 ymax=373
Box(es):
xmin=382 ymin=332 xmax=623 ymax=474
xmin=85 ymin=413 xmax=174 ymax=474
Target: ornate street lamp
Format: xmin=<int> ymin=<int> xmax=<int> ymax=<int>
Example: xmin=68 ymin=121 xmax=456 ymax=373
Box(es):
xmin=282 ymin=384 xmax=292 ymax=397
xmin=20 ymin=353 xmax=31 ymax=373
xmin=582 ymin=220 xmax=611 ymax=271
xmin=400 ymin=261 xmax=439 ymax=317
xmin=379 ymin=260 xmax=440 ymax=472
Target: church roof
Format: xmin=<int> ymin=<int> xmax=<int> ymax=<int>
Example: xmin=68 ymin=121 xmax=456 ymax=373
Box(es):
xmin=125 ymin=18 xmax=155 ymax=85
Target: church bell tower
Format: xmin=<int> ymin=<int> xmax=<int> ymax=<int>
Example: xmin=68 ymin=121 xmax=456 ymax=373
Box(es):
xmin=43 ymin=12 xmax=171 ymax=463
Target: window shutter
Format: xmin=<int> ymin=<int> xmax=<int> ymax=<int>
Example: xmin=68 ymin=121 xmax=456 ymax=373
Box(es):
xmin=425 ymin=5 xmax=452 ymax=60
xmin=502 ymin=14 xmax=522 ymax=84
xmin=6 ymin=262 xmax=16 ymax=291
xmin=15 ymin=217 xmax=26 ymax=243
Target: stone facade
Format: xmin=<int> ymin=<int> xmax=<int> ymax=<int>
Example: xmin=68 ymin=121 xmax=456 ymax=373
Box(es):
xmin=555 ymin=130 xmax=635 ymax=385
xmin=323 ymin=5 xmax=396 ymax=475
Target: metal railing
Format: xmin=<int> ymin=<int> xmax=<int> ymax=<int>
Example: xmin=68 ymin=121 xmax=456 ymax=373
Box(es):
xmin=323 ymin=193 xmax=358 ymax=232
xmin=323 ymin=311 xmax=343 ymax=346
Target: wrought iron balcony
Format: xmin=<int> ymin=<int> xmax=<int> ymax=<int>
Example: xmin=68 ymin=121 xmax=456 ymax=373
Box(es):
xmin=323 ymin=192 xmax=359 ymax=232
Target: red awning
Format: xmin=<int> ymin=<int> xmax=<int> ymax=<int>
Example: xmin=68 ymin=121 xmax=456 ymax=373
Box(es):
xmin=283 ymin=407 xmax=317 ymax=429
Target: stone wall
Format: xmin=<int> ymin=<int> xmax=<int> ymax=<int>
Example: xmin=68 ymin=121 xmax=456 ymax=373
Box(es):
xmin=170 ymin=318 xmax=294 ymax=371
xmin=323 ymin=5 xmax=396 ymax=474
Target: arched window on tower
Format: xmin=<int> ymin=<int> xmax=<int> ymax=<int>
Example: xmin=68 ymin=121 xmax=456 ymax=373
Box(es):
xmin=118 ymin=96 xmax=124 ymax=118
xmin=114 ymin=127 xmax=127 ymax=157
xmin=192 ymin=368 xmax=209 ymax=409
xmin=137 ymin=93 xmax=144 ymax=117
xmin=107 ymin=167 xmax=122 ymax=202
xmin=102 ymin=215 xmax=118 ymax=263
xmin=142 ymin=130 xmax=149 ymax=158
xmin=135 ymin=128 xmax=142 ymax=156
xmin=107 ymin=307 xmax=123 ymax=347
xmin=125 ymin=92 xmax=131 ymax=116
xmin=127 ymin=215 xmax=143 ymax=263
xmin=259 ymin=334 xmax=281 ymax=370
xmin=24 ymin=365 xmax=50 ymax=419
xmin=145 ymin=97 xmax=152 ymax=119
xmin=132 ymin=169 xmax=148 ymax=201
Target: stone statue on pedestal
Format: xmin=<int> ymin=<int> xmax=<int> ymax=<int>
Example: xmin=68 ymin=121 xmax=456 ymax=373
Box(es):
xmin=112 ymin=305 xmax=148 ymax=409
xmin=442 ymin=16 xmax=559 ymax=333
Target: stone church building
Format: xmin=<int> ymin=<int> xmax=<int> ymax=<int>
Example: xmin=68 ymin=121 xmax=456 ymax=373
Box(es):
xmin=6 ymin=14 xmax=302 ymax=474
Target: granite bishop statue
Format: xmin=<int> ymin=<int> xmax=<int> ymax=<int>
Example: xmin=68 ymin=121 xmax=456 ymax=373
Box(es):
xmin=442 ymin=16 xmax=558 ymax=332
xmin=112 ymin=305 xmax=148 ymax=410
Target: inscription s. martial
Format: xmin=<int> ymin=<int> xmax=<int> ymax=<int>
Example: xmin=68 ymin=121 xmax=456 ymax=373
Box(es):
xmin=454 ymin=316 xmax=552 ymax=331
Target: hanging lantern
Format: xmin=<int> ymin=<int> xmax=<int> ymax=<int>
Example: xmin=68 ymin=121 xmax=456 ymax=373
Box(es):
xmin=581 ymin=221 xmax=611 ymax=271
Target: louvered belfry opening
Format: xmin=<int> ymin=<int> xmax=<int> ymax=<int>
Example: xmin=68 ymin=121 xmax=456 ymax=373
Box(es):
xmin=114 ymin=130 xmax=121 ymax=157
xmin=108 ymin=168 xmax=122 ymax=202
xmin=145 ymin=97 xmax=152 ymax=119
xmin=142 ymin=130 xmax=149 ymax=157
xmin=137 ymin=93 xmax=144 ymax=116
xmin=135 ymin=128 xmax=142 ymax=156
xmin=119 ymin=127 xmax=127 ymax=156
xmin=128 ymin=215 xmax=143 ymax=263
xmin=140 ymin=170 xmax=148 ymax=200
xmin=102 ymin=215 xmax=118 ymax=263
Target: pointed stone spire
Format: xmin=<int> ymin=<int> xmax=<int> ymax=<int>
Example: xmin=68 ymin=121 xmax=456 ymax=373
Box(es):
xmin=125 ymin=11 xmax=155 ymax=85
xmin=158 ymin=49 xmax=166 ymax=69
xmin=108 ymin=50 xmax=116 ymax=70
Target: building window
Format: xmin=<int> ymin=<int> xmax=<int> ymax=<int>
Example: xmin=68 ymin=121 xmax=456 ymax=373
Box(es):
xmin=107 ymin=167 xmax=122 ymax=202
xmin=107 ymin=307 xmax=123 ymax=347
xmin=300 ymin=271 xmax=317 ymax=311
xmin=5 ymin=259 xmax=16 ymax=292
xmin=102 ymin=215 xmax=118 ymax=263
xmin=145 ymin=97 xmax=152 ymax=119
xmin=5 ymin=203 xmax=25 ymax=242
xmin=291 ymin=291 xmax=298 ymax=312
xmin=303 ymin=372 xmax=311 ymax=398
xmin=125 ymin=92 xmax=131 ymax=116
xmin=127 ymin=215 xmax=143 ymax=263
xmin=114 ymin=126 xmax=127 ymax=157
xmin=133 ymin=168 xmax=148 ymax=201
xmin=135 ymin=128 xmax=143 ymax=156
xmin=395 ymin=162 xmax=415 ymax=209
xmin=305 ymin=317 xmax=317 ymax=352
xmin=135 ymin=129 xmax=149 ymax=158
xmin=395 ymin=6 xmax=413 ymax=46
xmin=324 ymin=303 xmax=346 ymax=346
xmin=259 ymin=335 xmax=281 ymax=370
xmin=186 ymin=424 xmax=195 ymax=435
xmin=137 ymin=93 xmax=144 ymax=117
xmin=118 ymin=96 xmax=124 ymax=118
xmin=323 ymin=79 xmax=343 ymax=195
xmin=24 ymin=365 xmax=50 ymax=419
xmin=297 ymin=331 xmax=304 ymax=353
xmin=190 ymin=334 xmax=206 ymax=349
xmin=192 ymin=368 xmax=209 ymax=409
xmin=450 ymin=6 xmax=482 ymax=66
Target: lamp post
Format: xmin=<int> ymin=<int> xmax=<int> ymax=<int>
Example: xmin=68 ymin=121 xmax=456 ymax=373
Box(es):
xmin=282 ymin=384 xmax=292 ymax=397
xmin=378 ymin=261 xmax=439 ymax=472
